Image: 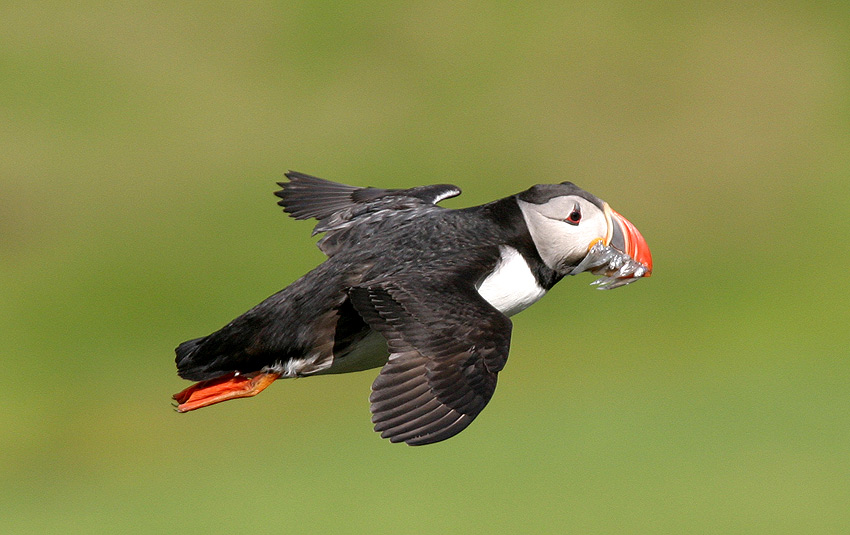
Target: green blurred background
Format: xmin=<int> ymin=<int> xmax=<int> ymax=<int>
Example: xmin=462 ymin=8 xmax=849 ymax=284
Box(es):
xmin=2 ymin=2 xmax=848 ymax=533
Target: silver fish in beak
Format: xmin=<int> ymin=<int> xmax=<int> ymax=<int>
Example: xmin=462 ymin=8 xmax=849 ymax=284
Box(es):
xmin=570 ymin=203 xmax=653 ymax=289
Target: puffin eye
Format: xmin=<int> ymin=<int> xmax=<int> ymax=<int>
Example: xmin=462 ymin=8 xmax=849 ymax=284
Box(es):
xmin=565 ymin=204 xmax=582 ymax=226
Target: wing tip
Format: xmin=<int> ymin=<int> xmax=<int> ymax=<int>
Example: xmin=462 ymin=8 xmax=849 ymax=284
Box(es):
xmin=273 ymin=171 xmax=362 ymax=221
xmin=378 ymin=411 xmax=472 ymax=446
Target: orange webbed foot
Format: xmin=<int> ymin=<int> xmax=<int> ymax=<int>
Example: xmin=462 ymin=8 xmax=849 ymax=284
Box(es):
xmin=173 ymin=372 xmax=281 ymax=412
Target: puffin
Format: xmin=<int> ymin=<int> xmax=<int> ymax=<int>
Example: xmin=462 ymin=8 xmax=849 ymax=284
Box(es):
xmin=173 ymin=171 xmax=652 ymax=445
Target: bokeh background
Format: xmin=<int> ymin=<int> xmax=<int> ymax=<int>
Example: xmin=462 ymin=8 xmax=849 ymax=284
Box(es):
xmin=2 ymin=2 xmax=848 ymax=534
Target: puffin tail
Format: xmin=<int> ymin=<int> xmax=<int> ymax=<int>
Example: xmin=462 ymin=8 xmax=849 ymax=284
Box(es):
xmin=175 ymin=336 xmax=206 ymax=373
xmin=172 ymin=371 xmax=281 ymax=413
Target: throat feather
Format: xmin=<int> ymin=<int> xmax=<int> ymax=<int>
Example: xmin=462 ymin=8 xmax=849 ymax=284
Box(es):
xmin=476 ymin=246 xmax=546 ymax=316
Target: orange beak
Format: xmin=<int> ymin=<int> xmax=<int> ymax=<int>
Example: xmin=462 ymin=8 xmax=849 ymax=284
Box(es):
xmin=606 ymin=206 xmax=652 ymax=275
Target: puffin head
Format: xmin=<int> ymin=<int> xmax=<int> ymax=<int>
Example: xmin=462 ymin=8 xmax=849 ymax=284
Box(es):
xmin=516 ymin=182 xmax=652 ymax=289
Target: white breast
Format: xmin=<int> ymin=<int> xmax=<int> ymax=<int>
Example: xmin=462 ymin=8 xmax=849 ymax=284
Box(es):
xmin=476 ymin=246 xmax=547 ymax=317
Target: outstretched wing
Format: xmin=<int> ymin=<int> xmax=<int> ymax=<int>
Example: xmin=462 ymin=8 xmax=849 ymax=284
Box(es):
xmin=275 ymin=171 xmax=383 ymax=222
xmin=274 ymin=171 xmax=461 ymax=255
xmin=349 ymin=278 xmax=512 ymax=445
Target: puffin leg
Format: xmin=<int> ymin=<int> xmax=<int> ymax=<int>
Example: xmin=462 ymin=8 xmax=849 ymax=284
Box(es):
xmin=173 ymin=371 xmax=281 ymax=412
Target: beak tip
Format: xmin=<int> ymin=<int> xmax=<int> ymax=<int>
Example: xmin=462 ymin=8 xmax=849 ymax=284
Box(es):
xmin=610 ymin=208 xmax=652 ymax=278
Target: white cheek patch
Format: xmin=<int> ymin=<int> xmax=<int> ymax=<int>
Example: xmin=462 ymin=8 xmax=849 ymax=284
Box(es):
xmin=517 ymin=198 xmax=607 ymax=272
xmin=476 ymin=246 xmax=546 ymax=316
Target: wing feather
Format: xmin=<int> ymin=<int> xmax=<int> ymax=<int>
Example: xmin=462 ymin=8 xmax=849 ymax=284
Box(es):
xmin=349 ymin=279 xmax=512 ymax=445
xmin=274 ymin=171 xmax=462 ymax=256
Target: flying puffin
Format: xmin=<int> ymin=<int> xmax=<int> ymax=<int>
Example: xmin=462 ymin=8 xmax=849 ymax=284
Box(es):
xmin=173 ymin=171 xmax=652 ymax=445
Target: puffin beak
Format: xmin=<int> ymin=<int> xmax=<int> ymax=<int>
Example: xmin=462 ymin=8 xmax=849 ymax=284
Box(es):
xmin=604 ymin=204 xmax=653 ymax=275
xmin=569 ymin=202 xmax=652 ymax=288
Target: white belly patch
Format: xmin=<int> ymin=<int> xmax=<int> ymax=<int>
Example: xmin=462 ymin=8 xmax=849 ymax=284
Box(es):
xmin=476 ymin=246 xmax=546 ymax=317
xmin=321 ymin=330 xmax=389 ymax=375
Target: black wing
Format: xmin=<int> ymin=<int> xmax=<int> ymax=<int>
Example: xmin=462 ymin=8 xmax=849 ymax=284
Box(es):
xmin=275 ymin=171 xmax=372 ymax=222
xmin=349 ymin=278 xmax=512 ymax=445
xmin=274 ymin=172 xmax=461 ymax=254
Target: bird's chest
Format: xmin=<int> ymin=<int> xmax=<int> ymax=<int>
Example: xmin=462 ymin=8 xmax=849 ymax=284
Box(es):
xmin=476 ymin=246 xmax=547 ymax=317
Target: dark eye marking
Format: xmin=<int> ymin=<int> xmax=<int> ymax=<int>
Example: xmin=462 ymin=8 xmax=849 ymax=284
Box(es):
xmin=565 ymin=203 xmax=582 ymax=225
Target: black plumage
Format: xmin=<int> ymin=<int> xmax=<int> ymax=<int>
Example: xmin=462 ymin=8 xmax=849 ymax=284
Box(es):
xmin=173 ymin=171 xmax=651 ymax=445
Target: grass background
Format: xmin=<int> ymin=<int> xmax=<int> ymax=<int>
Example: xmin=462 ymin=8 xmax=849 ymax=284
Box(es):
xmin=2 ymin=2 xmax=848 ymax=533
